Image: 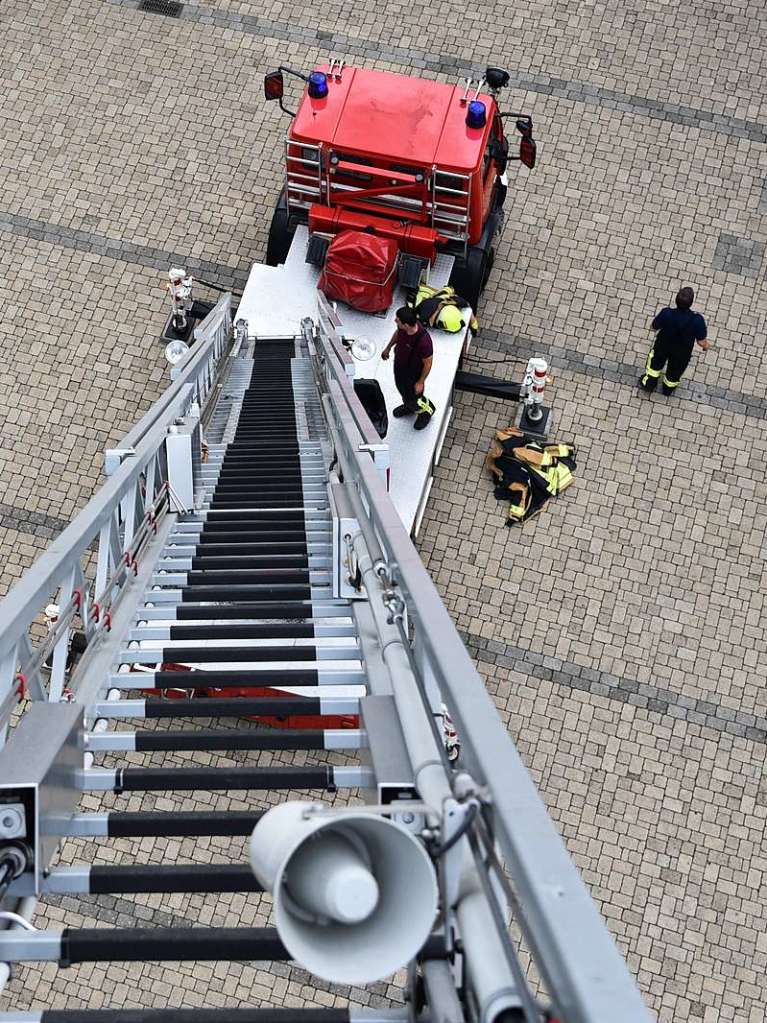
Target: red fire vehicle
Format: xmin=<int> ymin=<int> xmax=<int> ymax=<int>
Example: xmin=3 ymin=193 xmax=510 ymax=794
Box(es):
xmin=263 ymin=62 xmax=536 ymax=308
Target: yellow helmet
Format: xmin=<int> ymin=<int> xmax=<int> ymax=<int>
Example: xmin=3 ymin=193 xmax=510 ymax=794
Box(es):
xmin=438 ymin=305 xmax=463 ymax=332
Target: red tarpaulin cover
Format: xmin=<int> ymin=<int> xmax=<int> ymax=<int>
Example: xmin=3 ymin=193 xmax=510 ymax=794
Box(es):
xmin=318 ymin=231 xmax=398 ymax=313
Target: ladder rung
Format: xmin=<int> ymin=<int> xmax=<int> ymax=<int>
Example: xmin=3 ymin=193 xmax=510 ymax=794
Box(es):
xmin=50 ymin=863 xmax=263 ymax=895
xmin=138 ymin=811 xmax=268 ymax=838
xmin=114 ymin=765 xmax=335 ymax=793
xmin=57 ymin=927 xmax=289 ymax=965
xmin=27 ymin=1010 xmax=353 ymax=1023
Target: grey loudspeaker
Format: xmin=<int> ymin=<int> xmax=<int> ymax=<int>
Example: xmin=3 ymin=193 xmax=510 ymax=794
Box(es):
xmin=249 ymin=801 xmax=438 ymax=984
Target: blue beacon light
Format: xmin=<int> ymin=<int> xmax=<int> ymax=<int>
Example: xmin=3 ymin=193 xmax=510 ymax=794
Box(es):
xmin=308 ymin=72 xmax=329 ymax=99
xmin=466 ymin=100 xmax=487 ymax=129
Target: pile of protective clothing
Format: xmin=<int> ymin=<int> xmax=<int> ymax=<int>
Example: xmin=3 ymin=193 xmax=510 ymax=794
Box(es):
xmin=486 ymin=427 xmax=576 ymax=525
xmin=407 ymin=284 xmax=479 ymax=333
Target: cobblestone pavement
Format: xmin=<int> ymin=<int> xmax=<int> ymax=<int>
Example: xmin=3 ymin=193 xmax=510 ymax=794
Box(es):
xmin=1 ymin=1 xmax=766 ymax=1021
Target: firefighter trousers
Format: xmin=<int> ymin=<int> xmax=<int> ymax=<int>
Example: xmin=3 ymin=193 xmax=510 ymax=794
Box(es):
xmin=394 ymin=370 xmax=435 ymax=418
xmin=641 ymin=337 xmax=694 ymax=393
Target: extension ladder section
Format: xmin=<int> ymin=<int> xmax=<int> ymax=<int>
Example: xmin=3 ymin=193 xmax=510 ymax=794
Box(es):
xmin=0 ymin=340 xmax=376 ymax=1023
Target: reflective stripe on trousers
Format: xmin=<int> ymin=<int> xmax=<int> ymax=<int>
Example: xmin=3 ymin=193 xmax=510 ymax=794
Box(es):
xmin=641 ymin=347 xmax=661 ymax=386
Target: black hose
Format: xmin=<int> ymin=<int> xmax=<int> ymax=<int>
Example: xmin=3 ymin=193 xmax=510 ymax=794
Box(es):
xmin=0 ymin=859 xmax=13 ymax=901
xmin=194 ymin=277 xmax=244 ymax=299
xmin=435 ymin=801 xmax=479 ymax=857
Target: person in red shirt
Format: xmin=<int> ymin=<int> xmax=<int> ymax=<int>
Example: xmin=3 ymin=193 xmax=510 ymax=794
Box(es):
xmin=381 ymin=307 xmax=435 ymax=430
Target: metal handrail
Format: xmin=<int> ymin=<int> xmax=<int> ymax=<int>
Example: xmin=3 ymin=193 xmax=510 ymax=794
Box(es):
xmin=113 ymin=294 xmax=233 ymax=454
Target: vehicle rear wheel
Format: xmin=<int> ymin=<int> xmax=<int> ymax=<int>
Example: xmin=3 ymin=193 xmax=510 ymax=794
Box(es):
xmin=265 ymin=190 xmax=295 ymax=266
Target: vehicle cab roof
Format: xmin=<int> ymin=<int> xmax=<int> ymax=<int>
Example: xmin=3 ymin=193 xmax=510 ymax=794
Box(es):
xmin=290 ymin=67 xmax=494 ymax=173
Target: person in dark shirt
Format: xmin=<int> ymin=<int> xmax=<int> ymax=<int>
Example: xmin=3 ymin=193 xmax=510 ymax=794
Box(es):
xmin=381 ymin=307 xmax=435 ymax=430
xmin=640 ymin=286 xmax=710 ymax=395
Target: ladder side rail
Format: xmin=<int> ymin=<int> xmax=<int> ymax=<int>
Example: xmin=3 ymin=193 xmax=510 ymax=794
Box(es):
xmin=319 ymin=354 xmax=650 ymax=1023
xmin=0 ymin=385 xmax=195 ymax=725
xmin=111 ymin=294 xmax=233 ymax=459
xmin=307 ymin=306 xmax=387 ymax=455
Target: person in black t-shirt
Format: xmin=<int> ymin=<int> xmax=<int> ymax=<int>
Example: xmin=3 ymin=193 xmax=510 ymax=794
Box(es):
xmin=381 ymin=307 xmax=435 ymax=430
xmin=640 ymin=286 xmax=711 ymax=395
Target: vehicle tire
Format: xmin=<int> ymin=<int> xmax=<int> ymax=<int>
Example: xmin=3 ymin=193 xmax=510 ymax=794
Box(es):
xmin=449 ymin=244 xmax=491 ymax=311
xmin=265 ymin=189 xmax=295 ymax=266
xmin=448 ymin=207 xmax=502 ymax=310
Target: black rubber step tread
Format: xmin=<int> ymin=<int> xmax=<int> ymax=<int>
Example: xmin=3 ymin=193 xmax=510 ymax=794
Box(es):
xmin=209 ymin=503 xmax=320 ymax=512
xmin=214 ymin=482 xmax=312 ymax=492
xmin=201 ymin=518 xmax=311 ymax=529
xmin=41 ymin=1010 xmax=350 ymax=1023
xmin=223 ymin=447 xmax=301 ymax=454
xmin=218 ymin=462 xmax=304 ymax=470
xmin=169 ymin=623 xmax=315 ymax=639
xmin=202 ymin=519 xmax=312 ymax=529
xmin=147 ymin=668 xmax=319 ymax=687
xmin=106 ymin=810 xmax=267 ymax=837
xmin=59 ymin=927 xmax=289 ymax=966
xmin=208 ymin=504 xmax=319 ymax=512
xmin=222 ymin=454 xmax=299 ymax=462
xmin=215 ymin=472 xmax=305 ymax=481
xmin=134 ymin=727 xmax=325 ymax=752
xmin=230 ymin=435 xmax=298 ymax=442
xmin=190 ymin=555 xmax=309 ymax=569
xmin=215 ymin=467 xmax=308 ymax=476
xmin=198 ymin=534 xmax=313 ymax=545
xmin=226 ymin=443 xmax=300 ymax=451
xmin=201 ymin=517 xmax=316 ymax=525
xmin=222 ymin=453 xmax=301 ymax=461
xmin=181 ymin=585 xmax=313 ymax=601
xmin=222 ymin=451 xmax=303 ymax=458
xmin=185 ymin=569 xmax=311 ymax=584
xmin=217 ymin=466 xmax=303 ymax=474
xmin=211 ymin=492 xmax=315 ymax=502
xmin=210 ymin=491 xmax=307 ymax=500
xmin=219 ymin=465 xmax=303 ymax=473
xmin=89 ymin=863 xmax=263 ymax=894
xmin=205 ymin=510 xmax=307 ymax=522
xmin=212 ymin=482 xmax=310 ymax=491
xmin=143 ymin=696 xmax=323 ymax=719
xmin=174 ymin=602 xmax=314 ymax=620
xmin=198 ymin=540 xmax=312 ymax=556
xmin=195 ymin=539 xmax=309 ymax=549
xmin=233 ymin=426 xmax=298 ymax=433
xmin=160 ymin=645 xmax=319 ymax=663
xmin=193 ymin=543 xmax=311 ymax=555
xmin=210 ymin=493 xmax=308 ymax=503
xmin=218 ymin=464 xmax=303 ymax=473
xmin=212 ymin=487 xmax=323 ymax=496
xmin=116 ymin=765 xmax=334 ymax=792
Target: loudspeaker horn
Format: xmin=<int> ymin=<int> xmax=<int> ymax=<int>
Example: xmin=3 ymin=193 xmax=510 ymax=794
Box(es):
xmin=249 ymin=801 xmax=438 ymax=985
